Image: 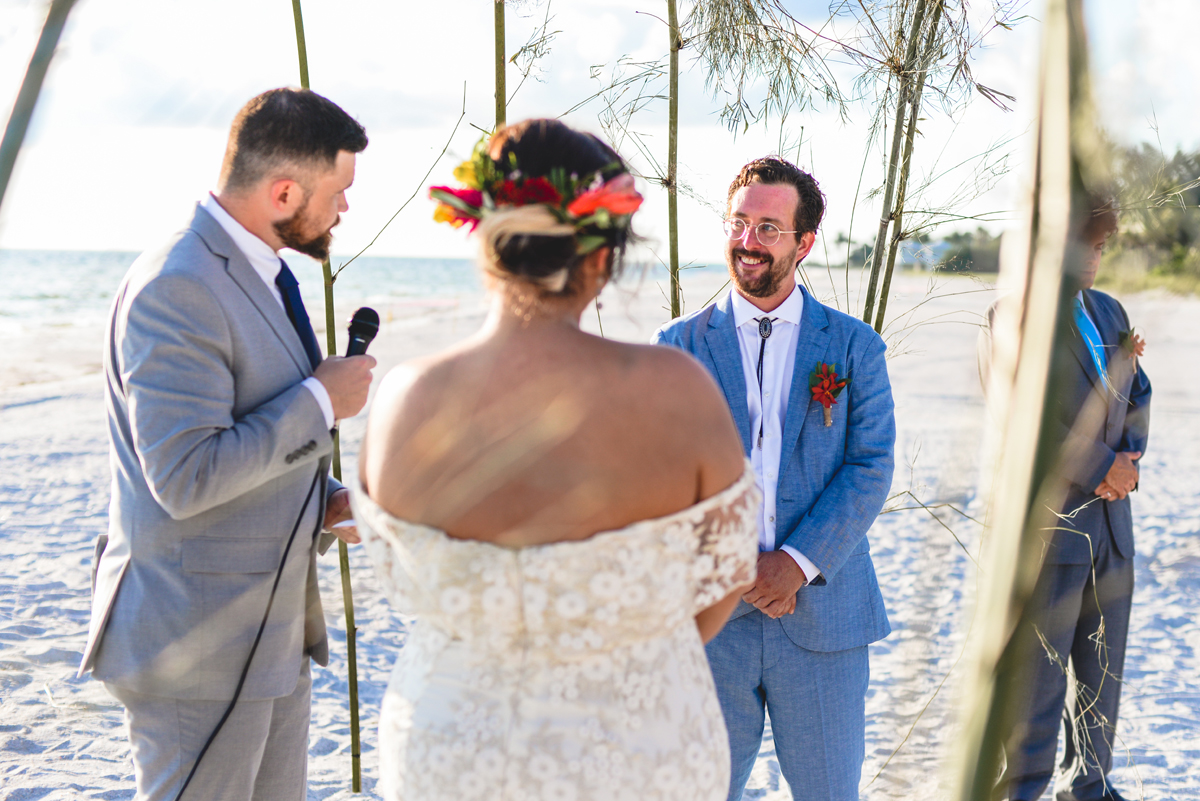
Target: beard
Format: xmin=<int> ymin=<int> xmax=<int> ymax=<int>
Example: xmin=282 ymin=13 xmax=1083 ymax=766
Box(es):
xmin=274 ymin=201 xmax=338 ymax=261
xmin=727 ymin=245 xmax=798 ymax=299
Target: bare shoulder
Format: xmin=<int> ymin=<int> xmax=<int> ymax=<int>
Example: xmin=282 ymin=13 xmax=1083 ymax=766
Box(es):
xmin=617 ymin=340 xmax=744 ymax=494
xmin=624 ymin=341 xmax=726 ymax=411
xmin=368 ymin=348 xmax=466 ymax=429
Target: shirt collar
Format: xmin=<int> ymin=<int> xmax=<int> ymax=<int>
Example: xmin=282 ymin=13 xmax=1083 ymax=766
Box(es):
xmin=730 ymin=282 xmax=805 ymax=328
xmin=201 ymin=192 xmax=283 ymax=286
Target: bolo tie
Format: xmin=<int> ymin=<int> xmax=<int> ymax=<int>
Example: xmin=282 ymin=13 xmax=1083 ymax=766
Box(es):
xmin=755 ymin=316 xmax=778 ymax=449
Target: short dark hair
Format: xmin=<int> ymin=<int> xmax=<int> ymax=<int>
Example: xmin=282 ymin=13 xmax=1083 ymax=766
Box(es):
xmin=485 ymin=118 xmax=633 ymax=294
xmin=1080 ymin=191 xmax=1119 ymax=241
xmin=218 ymin=88 xmax=368 ymax=192
xmin=726 ymin=157 xmax=825 ymax=236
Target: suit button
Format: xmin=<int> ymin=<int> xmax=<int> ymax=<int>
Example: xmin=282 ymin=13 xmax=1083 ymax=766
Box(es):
xmin=285 ymin=454 xmax=295 ymax=464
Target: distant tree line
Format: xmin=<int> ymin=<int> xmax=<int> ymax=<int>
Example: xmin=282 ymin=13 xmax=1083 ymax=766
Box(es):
xmin=1101 ymin=143 xmax=1200 ymax=293
xmin=937 ymin=227 xmax=1001 ymax=273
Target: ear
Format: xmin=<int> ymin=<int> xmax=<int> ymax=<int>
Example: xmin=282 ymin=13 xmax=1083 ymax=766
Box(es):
xmin=268 ymin=178 xmax=306 ymax=215
xmin=578 ymin=246 xmax=613 ymax=294
xmin=582 ymin=246 xmax=613 ymax=279
xmin=795 ymin=230 xmax=817 ymax=264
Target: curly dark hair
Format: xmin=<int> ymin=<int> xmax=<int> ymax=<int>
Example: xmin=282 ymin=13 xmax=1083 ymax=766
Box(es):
xmin=726 ymin=157 xmax=825 ymax=236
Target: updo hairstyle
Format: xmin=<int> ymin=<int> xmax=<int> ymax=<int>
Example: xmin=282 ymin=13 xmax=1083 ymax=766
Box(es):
xmin=483 ymin=119 xmax=633 ymax=296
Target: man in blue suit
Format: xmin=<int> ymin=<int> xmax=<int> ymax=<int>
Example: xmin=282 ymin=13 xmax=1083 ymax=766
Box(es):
xmin=653 ymin=157 xmax=895 ymax=800
xmin=981 ymin=197 xmax=1151 ymax=801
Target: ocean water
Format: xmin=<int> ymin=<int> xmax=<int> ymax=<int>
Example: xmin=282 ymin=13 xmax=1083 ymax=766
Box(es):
xmin=0 ymin=249 xmax=723 ymax=339
xmin=0 ymin=250 xmax=487 ymax=339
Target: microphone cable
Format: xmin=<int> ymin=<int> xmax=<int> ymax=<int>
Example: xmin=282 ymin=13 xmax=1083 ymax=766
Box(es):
xmin=172 ymin=308 xmax=376 ymax=799
xmin=172 ymin=468 xmax=320 ymax=801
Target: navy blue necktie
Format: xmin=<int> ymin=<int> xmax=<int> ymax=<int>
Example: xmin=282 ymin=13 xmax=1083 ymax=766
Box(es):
xmin=275 ymin=260 xmax=323 ymax=371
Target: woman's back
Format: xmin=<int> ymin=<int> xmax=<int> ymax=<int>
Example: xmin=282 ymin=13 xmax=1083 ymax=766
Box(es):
xmin=355 ymin=117 xmax=756 ymax=801
xmin=361 ymin=320 xmax=744 ymax=547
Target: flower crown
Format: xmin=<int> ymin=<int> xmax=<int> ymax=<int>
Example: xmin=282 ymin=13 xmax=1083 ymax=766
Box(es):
xmin=429 ymin=136 xmax=643 ymax=255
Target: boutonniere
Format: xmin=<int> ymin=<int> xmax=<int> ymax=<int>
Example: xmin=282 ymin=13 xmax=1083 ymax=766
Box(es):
xmin=810 ymin=363 xmax=850 ymax=427
xmin=1118 ymin=328 xmax=1146 ymax=363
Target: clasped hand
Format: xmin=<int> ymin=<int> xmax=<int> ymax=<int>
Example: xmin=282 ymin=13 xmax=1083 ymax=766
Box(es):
xmin=323 ymin=488 xmax=360 ymax=544
xmin=742 ymin=551 xmax=807 ymax=619
xmin=1095 ymin=450 xmax=1141 ymax=502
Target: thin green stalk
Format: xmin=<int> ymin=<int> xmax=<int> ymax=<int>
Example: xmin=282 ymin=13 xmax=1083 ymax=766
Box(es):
xmin=873 ymin=0 xmax=945 ymax=334
xmin=291 ymin=0 xmax=361 ymax=792
xmin=495 ymin=0 xmax=507 ymax=129
xmin=950 ymin=2 xmax=1091 ymax=797
xmin=0 ymin=0 xmax=78 ymax=214
xmin=862 ymin=0 xmax=929 ymax=325
xmin=667 ymin=0 xmax=681 ymax=318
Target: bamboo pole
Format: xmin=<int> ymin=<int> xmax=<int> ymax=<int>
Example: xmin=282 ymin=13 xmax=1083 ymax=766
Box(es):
xmin=0 ymin=0 xmax=78 ymax=214
xmin=667 ymin=0 xmax=681 ymax=318
xmin=950 ymin=1 xmax=1091 ymax=797
xmin=862 ymin=0 xmax=928 ymax=325
xmin=290 ymin=0 xmax=361 ymax=792
xmin=495 ymin=0 xmax=507 ymax=129
xmin=872 ymin=0 xmax=945 ymax=334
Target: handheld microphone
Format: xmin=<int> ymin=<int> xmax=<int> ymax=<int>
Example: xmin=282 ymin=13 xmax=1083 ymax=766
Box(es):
xmin=345 ymin=307 xmax=379 ymax=356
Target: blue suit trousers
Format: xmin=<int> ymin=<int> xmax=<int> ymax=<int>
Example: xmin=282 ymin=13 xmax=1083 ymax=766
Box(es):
xmin=707 ymin=610 xmax=869 ymax=801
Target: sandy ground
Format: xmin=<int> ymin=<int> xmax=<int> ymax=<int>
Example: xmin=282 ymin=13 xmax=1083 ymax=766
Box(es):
xmin=1 ymin=268 xmax=1197 ymax=800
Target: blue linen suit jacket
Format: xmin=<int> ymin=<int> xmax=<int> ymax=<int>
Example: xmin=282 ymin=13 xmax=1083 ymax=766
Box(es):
xmin=653 ymin=287 xmax=894 ymax=652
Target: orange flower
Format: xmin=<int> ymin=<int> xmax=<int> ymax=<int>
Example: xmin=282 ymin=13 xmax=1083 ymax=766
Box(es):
xmin=567 ymin=174 xmax=643 ymax=217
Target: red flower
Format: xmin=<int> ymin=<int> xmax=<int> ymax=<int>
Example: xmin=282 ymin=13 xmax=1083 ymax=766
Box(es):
xmin=808 ymin=363 xmax=848 ymax=409
xmin=567 ymin=174 xmax=643 ymax=217
xmin=492 ymin=177 xmax=562 ymax=207
xmin=517 ymin=177 xmax=562 ymax=205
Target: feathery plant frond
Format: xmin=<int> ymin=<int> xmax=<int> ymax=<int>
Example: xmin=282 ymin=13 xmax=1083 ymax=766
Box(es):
xmin=507 ymin=0 xmax=560 ymax=106
xmin=684 ymin=0 xmax=850 ymax=133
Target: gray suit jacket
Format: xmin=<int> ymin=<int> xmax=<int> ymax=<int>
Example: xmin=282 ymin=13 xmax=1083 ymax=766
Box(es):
xmin=653 ymin=288 xmax=894 ymax=652
xmin=78 ymin=204 xmax=341 ymax=701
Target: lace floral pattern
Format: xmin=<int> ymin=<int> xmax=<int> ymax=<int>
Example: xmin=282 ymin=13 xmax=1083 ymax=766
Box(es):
xmin=352 ymin=465 xmax=760 ymax=801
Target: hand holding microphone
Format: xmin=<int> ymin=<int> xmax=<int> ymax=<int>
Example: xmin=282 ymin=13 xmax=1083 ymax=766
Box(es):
xmin=313 ymin=307 xmax=380 ymax=421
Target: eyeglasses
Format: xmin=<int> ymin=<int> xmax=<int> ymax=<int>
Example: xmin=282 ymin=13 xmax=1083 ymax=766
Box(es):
xmin=723 ymin=218 xmax=798 ymax=247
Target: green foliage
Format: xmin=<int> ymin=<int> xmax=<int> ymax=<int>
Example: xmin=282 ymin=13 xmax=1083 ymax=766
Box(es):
xmin=1097 ymin=142 xmax=1200 ymax=294
xmin=937 ymin=227 xmax=1000 ymax=273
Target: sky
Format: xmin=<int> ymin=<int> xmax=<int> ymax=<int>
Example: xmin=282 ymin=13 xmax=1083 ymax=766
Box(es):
xmin=0 ymin=0 xmax=1196 ymax=263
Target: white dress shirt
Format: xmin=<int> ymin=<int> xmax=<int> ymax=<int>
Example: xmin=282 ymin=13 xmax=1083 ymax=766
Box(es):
xmin=730 ymin=285 xmax=822 ymax=584
xmin=201 ymin=193 xmax=335 ymax=428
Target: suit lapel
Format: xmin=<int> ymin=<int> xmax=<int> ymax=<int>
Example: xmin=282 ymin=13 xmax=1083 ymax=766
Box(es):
xmin=704 ymin=294 xmax=753 ymax=456
xmin=1067 ymin=293 xmax=1103 ymax=389
xmin=189 ymin=205 xmax=312 ymax=376
xmin=781 ymin=289 xmax=831 ymax=457
xmin=1083 ymin=289 xmax=1132 ymax=418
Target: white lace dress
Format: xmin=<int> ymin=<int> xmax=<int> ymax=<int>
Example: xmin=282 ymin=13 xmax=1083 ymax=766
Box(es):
xmin=351 ymin=466 xmax=760 ymax=801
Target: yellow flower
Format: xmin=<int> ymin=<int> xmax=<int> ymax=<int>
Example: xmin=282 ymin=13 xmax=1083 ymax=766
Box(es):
xmin=452 ymin=160 xmax=477 ymax=187
xmin=433 ymin=203 xmax=458 ymax=225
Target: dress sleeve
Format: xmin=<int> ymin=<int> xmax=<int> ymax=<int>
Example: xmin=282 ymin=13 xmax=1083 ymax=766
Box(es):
xmin=692 ymin=472 xmax=761 ymax=613
xmin=351 ymin=487 xmax=422 ymax=615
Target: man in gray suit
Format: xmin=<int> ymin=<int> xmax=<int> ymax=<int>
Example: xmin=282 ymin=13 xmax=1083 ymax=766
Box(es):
xmin=981 ymin=198 xmax=1151 ymax=801
xmin=77 ymin=88 xmax=375 ymax=800
xmin=653 ymin=157 xmax=894 ymax=800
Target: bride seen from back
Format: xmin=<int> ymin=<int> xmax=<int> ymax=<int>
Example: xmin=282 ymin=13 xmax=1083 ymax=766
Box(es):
xmin=353 ymin=118 xmax=761 ymax=801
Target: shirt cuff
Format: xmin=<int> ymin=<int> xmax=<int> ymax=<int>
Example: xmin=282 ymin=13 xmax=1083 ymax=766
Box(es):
xmin=780 ymin=545 xmax=821 ymax=586
xmin=302 ymin=376 xmax=335 ymax=428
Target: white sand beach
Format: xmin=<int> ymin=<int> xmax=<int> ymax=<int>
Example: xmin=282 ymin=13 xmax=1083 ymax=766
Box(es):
xmin=2 ymin=266 xmax=1198 ymax=800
